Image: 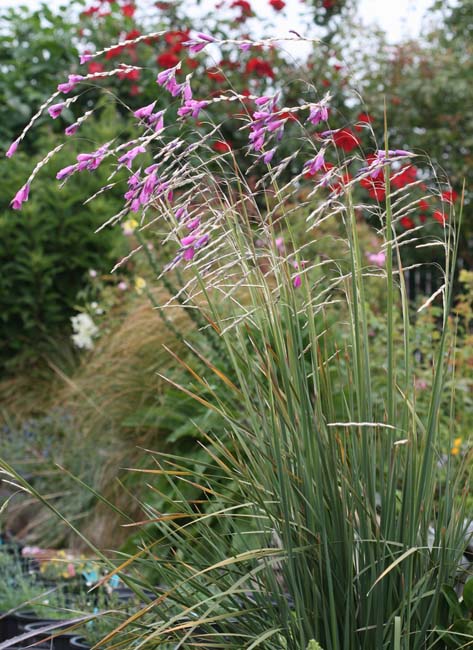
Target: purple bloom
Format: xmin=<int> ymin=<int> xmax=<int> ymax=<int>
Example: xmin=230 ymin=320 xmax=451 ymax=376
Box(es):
xmin=5 ymin=139 xmax=19 ymax=158
xmin=178 ymin=100 xmax=208 ymax=119
xmin=293 ymin=274 xmax=302 ymax=289
xmin=367 ymin=251 xmax=386 ymax=267
xmin=56 ymin=164 xmax=78 ymax=180
xmin=175 ymin=206 xmax=188 ymax=221
xmin=303 ymin=151 xmax=325 ymax=176
xmin=149 ymin=111 xmax=164 ymax=133
xmin=182 ymin=77 xmax=193 ymax=102
xmin=261 ymin=148 xmax=276 ymax=164
xmin=139 ymin=171 xmax=158 ymax=204
xmin=133 ymin=101 xmax=157 ymax=120
xmin=11 ymin=183 xmax=30 ymax=210
xmin=307 ymin=103 xmax=329 ymax=126
xmin=181 ymin=234 xmax=197 ymax=247
xmin=183 ymin=247 xmax=195 ymax=261
xmin=255 ymin=95 xmax=274 ymax=106
xmin=57 ymin=74 xmax=84 ymax=94
xmin=239 ymin=42 xmax=252 ymax=52
xmin=79 ymin=53 xmax=93 ymax=64
xmin=117 ymin=145 xmax=146 ymax=169
xmin=185 ymin=33 xmax=216 ymax=54
xmin=266 ymin=118 xmax=286 ymax=133
xmin=48 ymin=102 xmax=66 ymax=119
xmin=195 ymin=233 xmax=209 ymax=248
xmin=65 ymin=123 xmax=79 ymax=136
xmin=186 ymin=217 xmax=200 ymax=231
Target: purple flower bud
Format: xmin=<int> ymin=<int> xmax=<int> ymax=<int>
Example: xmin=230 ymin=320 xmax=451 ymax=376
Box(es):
xmin=254 ymin=96 xmax=273 ymax=106
xmin=183 ymin=247 xmax=195 ymax=260
xmin=65 ymin=123 xmax=79 ymax=136
xmin=303 ymin=151 xmax=325 ymax=176
xmin=79 ymin=53 xmax=93 ymax=64
xmin=48 ymin=102 xmax=66 ymax=119
xmin=144 ymin=164 xmax=159 ymax=175
xmin=178 ymin=100 xmax=208 ymax=119
xmin=185 ymin=33 xmax=216 ymax=54
xmin=239 ymin=42 xmax=251 ymax=52
xmin=266 ymin=119 xmax=286 ymax=133
xmin=57 ymin=74 xmax=84 ymax=94
xmin=181 ymin=234 xmax=197 ymax=247
xmin=293 ymin=274 xmax=302 ymax=289
xmin=175 ymin=206 xmax=188 ymax=221
xmin=117 ymin=145 xmax=146 ymax=169
xmin=262 ymin=148 xmax=276 ymax=164
xmin=5 ymin=139 xmax=19 ymax=158
xmin=11 ymin=183 xmax=30 ymax=210
xmin=195 ymin=233 xmax=209 ymax=248
xmin=182 ymin=77 xmax=193 ymax=102
xmin=186 ymin=217 xmax=200 ymax=231
xmin=133 ymin=101 xmax=157 ymax=120
xmin=57 ymin=164 xmax=78 ymax=180
xmin=149 ymin=111 xmax=165 ymax=133
xmin=308 ymin=104 xmax=329 ymax=126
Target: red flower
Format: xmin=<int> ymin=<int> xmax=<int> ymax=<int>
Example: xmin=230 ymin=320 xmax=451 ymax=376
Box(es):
xmin=186 ymin=58 xmax=199 ymax=69
xmin=332 ymin=128 xmax=360 ymax=152
xmin=390 ymin=164 xmax=417 ymax=189
xmin=121 ymin=3 xmax=136 ymax=17
xmin=105 ymin=45 xmax=124 ymax=59
xmin=418 ymin=199 xmax=429 ymax=212
xmin=126 ymin=29 xmax=141 ymax=41
xmin=213 ymin=140 xmax=233 ymax=153
xmin=400 ymin=216 xmax=415 ymax=229
xmin=207 ymin=67 xmax=226 ymax=83
xmin=245 ymin=57 xmax=274 ymax=78
xmin=155 ymin=1 xmax=171 ymax=8
xmin=441 ymin=189 xmax=458 ymax=203
xmin=88 ymin=62 xmax=104 ymax=74
xmin=360 ymin=176 xmax=386 ymax=201
xmin=354 ymin=112 xmax=373 ymax=132
xmin=117 ymin=68 xmax=140 ymax=80
xmin=82 ymin=5 xmax=100 ymax=16
xmin=269 ymin=0 xmax=285 ymax=9
xmin=165 ymin=30 xmax=190 ymax=53
xmin=433 ymin=210 xmax=447 ymax=225
xmin=231 ymin=0 xmax=253 ymax=17
xmin=323 ymin=0 xmax=335 ymax=7
xmin=157 ymin=51 xmax=180 ymax=68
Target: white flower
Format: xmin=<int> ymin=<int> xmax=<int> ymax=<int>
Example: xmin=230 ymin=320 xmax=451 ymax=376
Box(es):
xmin=71 ymin=313 xmax=99 ymax=350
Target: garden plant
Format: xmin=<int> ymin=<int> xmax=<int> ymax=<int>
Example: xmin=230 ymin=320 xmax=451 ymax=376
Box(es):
xmin=1 ymin=4 xmax=473 ymax=650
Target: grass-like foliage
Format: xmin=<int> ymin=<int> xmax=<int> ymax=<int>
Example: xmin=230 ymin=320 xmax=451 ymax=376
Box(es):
xmin=2 ymin=31 xmax=472 ymax=649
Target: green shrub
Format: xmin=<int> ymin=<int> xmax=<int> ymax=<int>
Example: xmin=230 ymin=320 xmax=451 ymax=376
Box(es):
xmin=0 ymin=106 xmax=129 ymax=368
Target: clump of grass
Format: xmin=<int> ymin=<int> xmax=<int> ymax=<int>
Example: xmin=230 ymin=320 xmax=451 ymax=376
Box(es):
xmin=1 ymin=30 xmax=471 ymax=650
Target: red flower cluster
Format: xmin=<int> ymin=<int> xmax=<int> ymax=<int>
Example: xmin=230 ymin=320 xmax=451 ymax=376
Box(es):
xmin=269 ymin=0 xmax=285 ymax=9
xmin=231 ymin=0 xmax=253 ymax=17
xmin=245 ymin=57 xmax=274 ymax=78
xmin=121 ymin=3 xmax=135 ymax=17
xmin=332 ymin=128 xmax=360 ymax=152
xmin=157 ymin=30 xmax=190 ymax=69
xmin=391 ymin=164 xmax=417 ymax=189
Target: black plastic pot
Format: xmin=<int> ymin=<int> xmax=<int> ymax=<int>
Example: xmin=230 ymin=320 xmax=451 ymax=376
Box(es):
xmin=70 ymin=637 xmax=90 ymax=649
xmin=23 ymin=621 xmax=76 ymax=650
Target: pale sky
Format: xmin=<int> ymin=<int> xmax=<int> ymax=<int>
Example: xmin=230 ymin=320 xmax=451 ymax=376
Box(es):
xmin=1 ymin=0 xmax=433 ymax=42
